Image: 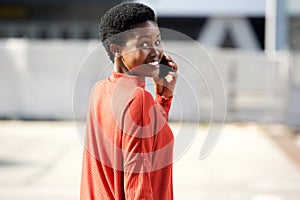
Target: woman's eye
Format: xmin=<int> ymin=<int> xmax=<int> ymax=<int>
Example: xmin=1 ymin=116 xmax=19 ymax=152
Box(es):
xmin=140 ymin=40 xmax=161 ymax=48
xmin=141 ymin=42 xmax=149 ymax=48
xmin=155 ymin=40 xmax=161 ymax=46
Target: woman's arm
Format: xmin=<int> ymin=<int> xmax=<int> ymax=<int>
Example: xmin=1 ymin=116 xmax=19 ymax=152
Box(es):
xmin=122 ymin=88 xmax=156 ymax=200
xmin=155 ymin=94 xmax=173 ymax=121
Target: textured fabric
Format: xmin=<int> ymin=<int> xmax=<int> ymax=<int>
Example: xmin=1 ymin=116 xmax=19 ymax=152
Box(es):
xmin=80 ymin=71 xmax=174 ymax=200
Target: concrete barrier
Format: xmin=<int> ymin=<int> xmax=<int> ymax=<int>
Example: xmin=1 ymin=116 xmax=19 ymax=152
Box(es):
xmin=0 ymin=39 xmax=299 ymax=126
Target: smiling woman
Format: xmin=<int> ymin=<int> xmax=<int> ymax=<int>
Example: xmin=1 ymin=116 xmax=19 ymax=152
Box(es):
xmin=112 ymin=21 xmax=163 ymax=78
xmin=80 ymin=2 xmax=178 ymax=200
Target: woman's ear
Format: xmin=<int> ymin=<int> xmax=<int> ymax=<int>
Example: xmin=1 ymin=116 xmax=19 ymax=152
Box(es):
xmin=110 ymin=44 xmax=121 ymax=57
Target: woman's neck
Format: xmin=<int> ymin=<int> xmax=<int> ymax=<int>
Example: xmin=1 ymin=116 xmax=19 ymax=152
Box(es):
xmin=113 ymin=64 xmax=145 ymax=81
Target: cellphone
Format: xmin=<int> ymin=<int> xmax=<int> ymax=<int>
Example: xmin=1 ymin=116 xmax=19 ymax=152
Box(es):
xmin=158 ymin=55 xmax=174 ymax=78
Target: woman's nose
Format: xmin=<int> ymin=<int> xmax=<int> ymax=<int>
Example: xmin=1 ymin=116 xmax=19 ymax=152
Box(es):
xmin=149 ymin=46 xmax=161 ymax=57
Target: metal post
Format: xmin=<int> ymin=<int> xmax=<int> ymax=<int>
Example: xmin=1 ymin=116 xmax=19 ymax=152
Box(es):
xmin=265 ymin=0 xmax=288 ymax=55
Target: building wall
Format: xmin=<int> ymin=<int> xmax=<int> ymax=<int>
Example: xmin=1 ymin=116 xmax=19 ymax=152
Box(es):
xmin=0 ymin=0 xmax=299 ymax=50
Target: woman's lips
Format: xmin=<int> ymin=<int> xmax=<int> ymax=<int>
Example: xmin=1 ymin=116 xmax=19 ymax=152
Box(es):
xmin=144 ymin=61 xmax=159 ymax=68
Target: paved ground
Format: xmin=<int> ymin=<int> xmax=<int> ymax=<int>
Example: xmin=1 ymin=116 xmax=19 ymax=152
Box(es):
xmin=0 ymin=121 xmax=300 ymax=200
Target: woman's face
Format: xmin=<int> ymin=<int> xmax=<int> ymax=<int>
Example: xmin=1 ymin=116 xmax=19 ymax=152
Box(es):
xmin=118 ymin=21 xmax=163 ymax=78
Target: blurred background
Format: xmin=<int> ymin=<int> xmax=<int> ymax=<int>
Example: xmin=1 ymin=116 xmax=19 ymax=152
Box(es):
xmin=0 ymin=0 xmax=300 ymax=199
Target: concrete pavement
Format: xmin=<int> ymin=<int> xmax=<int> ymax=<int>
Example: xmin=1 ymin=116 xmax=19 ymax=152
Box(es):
xmin=0 ymin=121 xmax=299 ymax=200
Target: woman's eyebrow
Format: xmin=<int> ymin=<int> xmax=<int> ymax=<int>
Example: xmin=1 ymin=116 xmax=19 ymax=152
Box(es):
xmin=138 ymin=33 xmax=161 ymax=40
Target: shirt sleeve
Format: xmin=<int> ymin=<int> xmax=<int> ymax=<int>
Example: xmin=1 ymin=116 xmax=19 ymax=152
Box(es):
xmin=122 ymin=88 xmax=157 ymax=200
xmin=155 ymin=94 xmax=173 ymax=121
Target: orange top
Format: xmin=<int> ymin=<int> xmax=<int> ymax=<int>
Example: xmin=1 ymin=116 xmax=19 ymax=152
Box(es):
xmin=80 ymin=71 xmax=174 ymax=200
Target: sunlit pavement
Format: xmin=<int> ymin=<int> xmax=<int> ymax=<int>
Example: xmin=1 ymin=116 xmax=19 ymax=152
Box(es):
xmin=0 ymin=121 xmax=299 ymax=200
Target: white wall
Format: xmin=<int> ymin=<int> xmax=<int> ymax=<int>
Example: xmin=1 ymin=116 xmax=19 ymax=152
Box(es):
xmin=288 ymin=0 xmax=300 ymax=16
xmin=0 ymin=39 xmax=101 ymax=119
xmin=0 ymin=39 xmax=299 ymax=126
xmin=135 ymin=0 xmax=300 ymax=16
xmin=135 ymin=0 xmax=266 ymax=17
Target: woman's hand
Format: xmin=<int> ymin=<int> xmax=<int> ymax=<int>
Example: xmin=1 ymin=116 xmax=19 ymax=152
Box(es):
xmin=154 ymin=56 xmax=178 ymax=98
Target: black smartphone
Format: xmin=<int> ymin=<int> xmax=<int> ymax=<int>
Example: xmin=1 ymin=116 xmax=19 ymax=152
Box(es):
xmin=158 ymin=55 xmax=174 ymax=78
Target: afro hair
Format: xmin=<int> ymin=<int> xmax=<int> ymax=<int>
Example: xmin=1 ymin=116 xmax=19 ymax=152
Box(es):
xmin=99 ymin=2 xmax=156 ymax=62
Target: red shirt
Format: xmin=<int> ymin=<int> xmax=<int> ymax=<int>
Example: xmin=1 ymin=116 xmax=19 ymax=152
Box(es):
xmin=80 ymin=71 xmax=174 ymax=200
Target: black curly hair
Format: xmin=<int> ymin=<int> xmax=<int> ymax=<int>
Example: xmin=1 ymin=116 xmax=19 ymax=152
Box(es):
xmin=99 ymin=2 xmax=156 ymax=62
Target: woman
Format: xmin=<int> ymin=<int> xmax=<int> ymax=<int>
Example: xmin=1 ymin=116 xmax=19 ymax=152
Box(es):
xmin=80 ymin=2 xmax=178 ymax=200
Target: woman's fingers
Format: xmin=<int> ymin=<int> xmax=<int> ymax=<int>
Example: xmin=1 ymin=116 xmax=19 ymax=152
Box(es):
xmin=153 ymin=55 xmax=179 ymax=97
xmin=164 ymin=56 xmax=178 ymax=72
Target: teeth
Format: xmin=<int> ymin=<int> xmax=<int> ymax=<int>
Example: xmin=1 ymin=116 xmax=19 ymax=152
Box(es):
xmin=148 ymin=61 xmax=159 ymax=65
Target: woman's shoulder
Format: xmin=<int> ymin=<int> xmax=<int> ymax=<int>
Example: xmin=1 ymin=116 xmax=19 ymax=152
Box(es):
xmin=130 ymin=87 xmax=154 ymax=105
